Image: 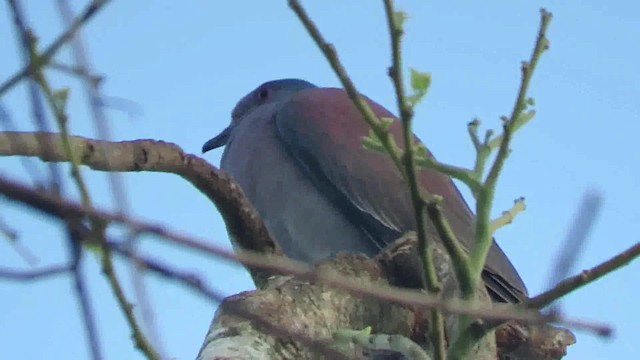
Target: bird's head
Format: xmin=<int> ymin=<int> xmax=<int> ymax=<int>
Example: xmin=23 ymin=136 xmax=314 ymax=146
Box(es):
xmin=202 ymin=79 xmax=317 ymax=153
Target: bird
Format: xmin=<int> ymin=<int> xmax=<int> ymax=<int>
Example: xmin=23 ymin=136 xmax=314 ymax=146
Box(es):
xmin=202 ymin=79 xmax=527 ymax=303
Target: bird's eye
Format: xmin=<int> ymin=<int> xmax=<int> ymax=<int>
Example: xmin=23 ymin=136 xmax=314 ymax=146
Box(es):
xmin=257 ymin=88 xmax=269 ymax=101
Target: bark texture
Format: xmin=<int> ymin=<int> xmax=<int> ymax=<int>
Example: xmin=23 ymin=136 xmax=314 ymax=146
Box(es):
xmin=197 ymin=235 xmax=575 ymax=360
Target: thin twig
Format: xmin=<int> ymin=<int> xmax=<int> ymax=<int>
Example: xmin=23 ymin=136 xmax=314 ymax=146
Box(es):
xmin=0 ymin=0 xmax=111 ymax=96
xmin=0 ymin=264 xmax=71 ymax=280
xmin=0 ymin=172 xmax=611 ymax=334
xmin=67 ymin=221 xmax=103 ymax=360
xmin=6 ymin=0 xmax=63 ymax=193
xmin=23 ymin=35 xmax=93 ymax=208
xmin=0 ymin=214 xmax=18 ymax=241
xmin=381 ymin=2 xmax=446 ymax=359
xmin=287 ymin=0 xmax=404 ymax=171
xmin=97 ymin=239 xmax=162 ymax=360
xmin=382 ymin=0 xmax=434 ymax=292
xmin=54 ymin=0 xmax=154 ymax=352
xmin=3 ymin=234 xmax=40 ymax=266
xmin=0 ymin=131 xmax=279 ymax=263
xmin=470 ymin=10 xmax=552 ymax=276
xmin=449 ymin=9 xmax=553 ymax=360
xmin=416 ymin=156 xmax=481 ymax=194
xmin=528 ymin=241 xmax=640 ymax=309
xmin=48 ymin=62 xmax=104 ymax=85
xmin=55 ymin=0 xmax=131 ymax=215
xmin=107 ymin=242 xmax=347 ymax=359
xmin=8 ymin=3 xmax=157 ymax=356
xmin=114 ymin=238 xmax=610 ymax=347
xmin=489 ymin=197 xmax=526 ymax=233
xmin=548 ymin=190 xmax=603 ymax=288
xmin=111 ymin=242 xmax=221 ymax=300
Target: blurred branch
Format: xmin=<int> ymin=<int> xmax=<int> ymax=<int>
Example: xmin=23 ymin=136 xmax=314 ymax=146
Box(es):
xmin=0 ymin=264 xmax=71 ymax=280
xmin=7 ymin=1 xmax=155 ymax=357
xmin=0 ymin=210 xmax=40 ymax=266
xmin=56 ymin=0 xmax=131 ymax=216
xmin=95 ymin=232 xmax=162 ymax=360
xmin=114 ymin=237 xmax=577 ymax=359
xmin=528 ymin=241 xmax=640 ymax=312
xmin=6 ymin=0 xmax=63 ymax=192
xmin=55 ymin=0 xmax=150 ymax=348
xmin=0 ymin=131 xmax=279 ymax=267
xmin=0 ymin=134 xmax=611 ymax=335
xmin=196 ymin=243 xmax=575 ymax=359
xmin=0 ymin=214 xmax=18 ymax=241
xmin=17 ymin=24 xmax=92 ymax=209
xmin=548 ymin=190 xmax=604 ymax=288
xmin=7 ymin=3 xmax=104 ymax=358
xmin=49 ymin=62 xmax=104 ymax=86
xmin=110 ymin=243 xmax=348 ymax=360
xmin=66 ymin=221 xmax=103 ymax=360
xmin=0 ymin=0 xmax=111 ymax=96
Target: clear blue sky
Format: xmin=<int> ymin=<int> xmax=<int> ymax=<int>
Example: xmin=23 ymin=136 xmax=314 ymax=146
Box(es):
xmin=1 ymin=1 xmax=638 ymax=359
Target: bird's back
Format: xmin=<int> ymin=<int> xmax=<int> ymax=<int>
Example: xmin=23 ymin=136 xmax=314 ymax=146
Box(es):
xmin=217 ymin=83 xmax=528 ymax=303
xmin=275 ymin=88 xmax=528 ymax=302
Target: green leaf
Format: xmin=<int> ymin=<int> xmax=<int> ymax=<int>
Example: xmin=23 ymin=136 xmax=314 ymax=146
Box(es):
xmin=407 ymin=68 xmax=431 ymax=107
xmin=393 ymin=11 xmax=408 ymax=28
xmin=410 ymin=68 xmax=431 ymax=92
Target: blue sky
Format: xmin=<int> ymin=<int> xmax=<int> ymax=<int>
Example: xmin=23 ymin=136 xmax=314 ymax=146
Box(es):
xmin=1 ymin=1 xmax=638 ymax=359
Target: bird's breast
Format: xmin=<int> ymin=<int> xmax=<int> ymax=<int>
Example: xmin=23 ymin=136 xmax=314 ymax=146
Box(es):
xmin=220 ymin=111 xmax=377 ymax=263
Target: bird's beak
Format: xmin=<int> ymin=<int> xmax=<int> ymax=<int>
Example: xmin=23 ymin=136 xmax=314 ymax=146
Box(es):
xmin=202 ymin=126 xmax=232 ymax=153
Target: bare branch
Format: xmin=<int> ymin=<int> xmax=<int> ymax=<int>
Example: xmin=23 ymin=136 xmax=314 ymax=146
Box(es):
xmin=381 ymin=1 xmax=446 ymax=357
xmin=0 ymin=171 xmax=528 ymax=323
xmin=450 ymin=9 xmax=553 ymax=360
xmin=0 ymin=264 xmax=71 ymax=280
xmin=66 ymin=221 xmax=103 ymax=360
xmin=0 ymin=0 xmax=111 ymax=96
xmin=528 ymin=241 xmax=640 ymax=311
xmin=0 ymin=132 xmax=612 ymax=335
xmin=6 ymin=0 xmax=63 ymax=191
xmin=0 ymin=131 xmax=279 ymax=270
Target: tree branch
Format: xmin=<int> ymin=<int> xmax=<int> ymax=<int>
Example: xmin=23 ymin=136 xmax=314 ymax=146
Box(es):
xmin=0 ymin=0 xmax=111 ymax=96
xmin=381 ymin=2 xmax=447 ymax=358
xmin=528 ymin=241 xmax=640 ymax=312
xmin=2 ymin=131 xmax=611 ymax=358
xmin=0 ymin=264 xmax=71 ymax=280
xmin=0 ymin=131 xmax=612 ymax=332
xmin=0 ymin=130 xmax=279 ymax=282
xmin=197 ymin=241 xmax=575 ymax=359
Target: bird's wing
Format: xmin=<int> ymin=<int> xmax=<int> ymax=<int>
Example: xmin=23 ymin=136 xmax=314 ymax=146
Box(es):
xmin=275 ymin=87 xmax=528 ymax=302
